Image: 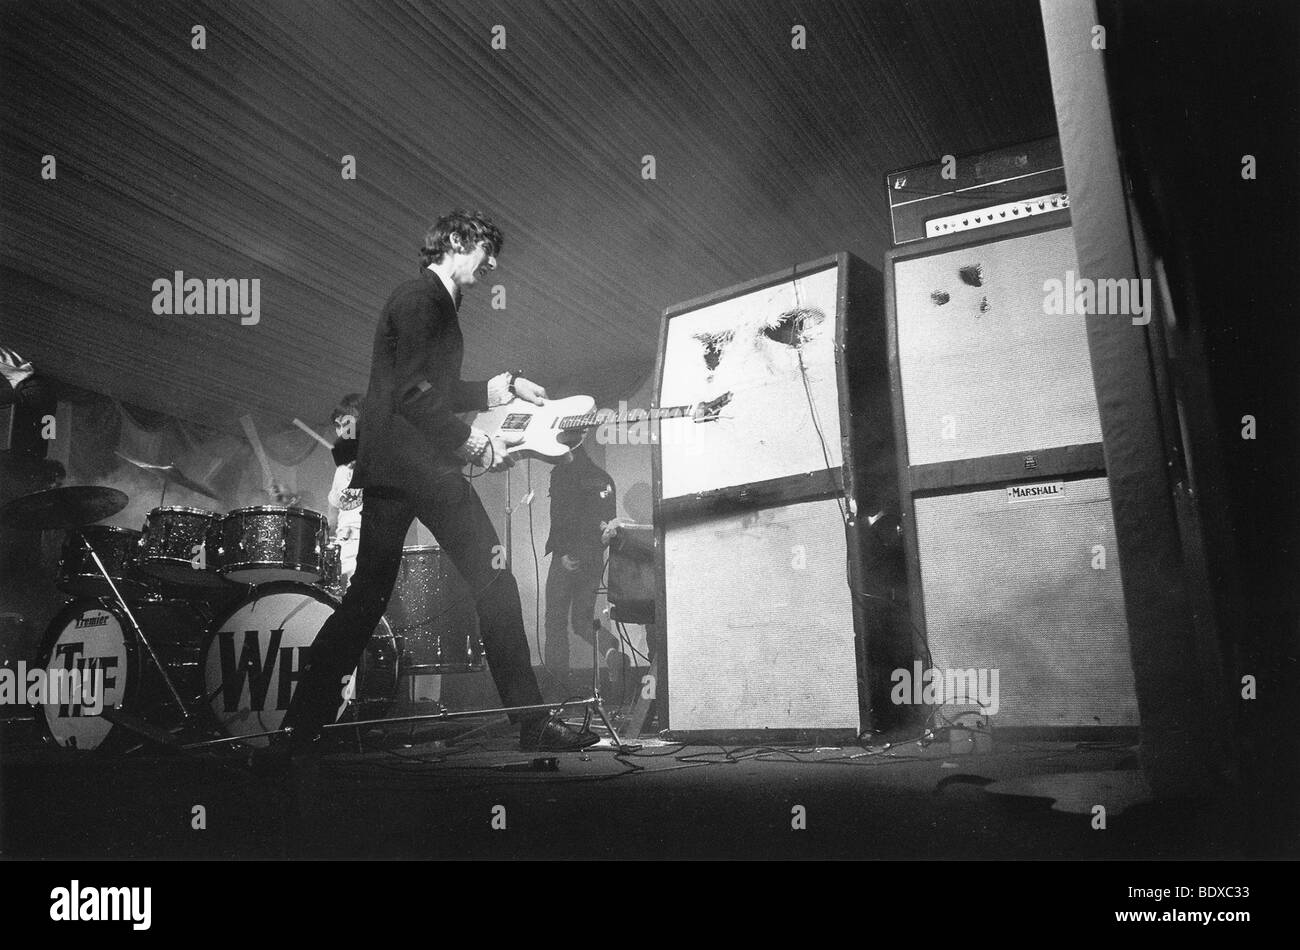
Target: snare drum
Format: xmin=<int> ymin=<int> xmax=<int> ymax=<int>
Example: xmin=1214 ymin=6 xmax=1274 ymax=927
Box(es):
xmin=138 ymin=506 xmax=227 ymax=589
xmin=202 ymin=582 xmax=398 ymax=746
xmin=219 ymin=506 xmax=328 ymax=584
xmin=57 ymin=525 xmax=151 ymax=602
xmin=35 ymin=597 xmax=206 ymax=751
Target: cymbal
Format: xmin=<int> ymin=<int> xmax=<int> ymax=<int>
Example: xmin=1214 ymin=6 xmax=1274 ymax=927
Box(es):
xmin=0 ymin=486 xmax=128 ymax=530
xmin=114 ymin=451 xmax=221 ymax=502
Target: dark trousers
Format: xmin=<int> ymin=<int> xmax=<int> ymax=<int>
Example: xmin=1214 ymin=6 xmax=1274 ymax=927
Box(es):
xmin=543 ymin=553 xmax=615 ymax=676
xmin=284 ymin=476 xmax=544 ymax=738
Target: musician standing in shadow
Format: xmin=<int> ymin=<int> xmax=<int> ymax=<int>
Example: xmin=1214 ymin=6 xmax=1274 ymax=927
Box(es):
xmin=543 ymin=444 xmax=623 ymax=700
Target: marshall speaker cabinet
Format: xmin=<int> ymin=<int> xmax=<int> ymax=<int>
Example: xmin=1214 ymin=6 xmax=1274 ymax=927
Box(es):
xmin=884 ymin=210 xmax=1140 ymax=730
xmin=653 ymin=253 xmax=904 ymax=741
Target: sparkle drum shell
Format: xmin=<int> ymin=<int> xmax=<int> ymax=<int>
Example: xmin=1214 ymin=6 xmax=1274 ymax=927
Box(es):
xmin=57 ymin=525 xmax=151 ymax=602
xmin=387 ymin=544 xmax=483 ymax=674
xmin=138 ymin=506 xmax=228 ymax=589
xmin=318 ymin=541 xmax=345 ymax=598
xmin=218 ymin=506 xmax=329 ymax=584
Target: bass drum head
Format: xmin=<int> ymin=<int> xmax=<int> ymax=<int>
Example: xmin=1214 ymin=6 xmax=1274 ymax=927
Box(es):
xmin=36 ymin=599 xmax=135 ymax=751
xmin=202 ymin=582 xmax=396 ymax=747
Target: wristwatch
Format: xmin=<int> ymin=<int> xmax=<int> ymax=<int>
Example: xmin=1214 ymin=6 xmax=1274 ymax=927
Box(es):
xmin=507 ymin=370 xmax=523 ymax=396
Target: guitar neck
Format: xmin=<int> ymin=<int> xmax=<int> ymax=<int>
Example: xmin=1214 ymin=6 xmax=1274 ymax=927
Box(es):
xmin=557 ymin=405 xmax=693 ymax=431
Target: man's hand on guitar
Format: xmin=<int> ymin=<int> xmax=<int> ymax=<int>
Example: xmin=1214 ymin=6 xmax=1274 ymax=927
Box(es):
xmin=485 ymin=431 xmax=523 ymax=472
xmin=512 ymin=376 xmax=547 ymax=406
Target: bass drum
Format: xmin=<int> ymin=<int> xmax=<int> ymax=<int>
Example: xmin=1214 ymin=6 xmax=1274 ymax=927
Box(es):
xmin=201 ymin=582 xmax=398 ymax=747
xmin=35 ymin=598 xmax=207 ymax=752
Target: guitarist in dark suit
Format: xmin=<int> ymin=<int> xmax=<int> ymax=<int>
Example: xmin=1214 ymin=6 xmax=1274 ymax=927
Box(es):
xmin=281 ymin=210 xmax=597 ymax=753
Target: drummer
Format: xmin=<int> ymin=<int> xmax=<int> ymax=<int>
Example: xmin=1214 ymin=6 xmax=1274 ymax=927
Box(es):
xmin=327 ymin=394 xmax=363 ymax=584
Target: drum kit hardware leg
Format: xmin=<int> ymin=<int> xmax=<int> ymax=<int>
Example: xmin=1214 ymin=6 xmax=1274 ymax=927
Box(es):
xmin=575 ymin=615 xmax=639 ymax=754
xmin=76 ymin=534 xmax=192 ymax=720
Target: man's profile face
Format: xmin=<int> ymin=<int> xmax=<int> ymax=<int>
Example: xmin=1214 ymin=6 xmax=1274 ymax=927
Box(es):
xmin=449 ymin=237 xmax=497 ymax=287
xmin=334 ymin=414 xmax=357 ymax=440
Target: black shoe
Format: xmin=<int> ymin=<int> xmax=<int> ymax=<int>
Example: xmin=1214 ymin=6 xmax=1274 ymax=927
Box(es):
xmin=519 ymin=718 xmax=600 ymax=752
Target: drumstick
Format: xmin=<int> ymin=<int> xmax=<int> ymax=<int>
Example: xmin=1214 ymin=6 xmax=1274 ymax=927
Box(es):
xmin=239 ymin=414 xmax=275 ymax=487
xmin=292 ymin=417 xmax=334 ymax=450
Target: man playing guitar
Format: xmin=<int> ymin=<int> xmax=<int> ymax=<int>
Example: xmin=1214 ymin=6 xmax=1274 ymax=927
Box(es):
xmin=280 ymin=210 xmax=597 ymax=754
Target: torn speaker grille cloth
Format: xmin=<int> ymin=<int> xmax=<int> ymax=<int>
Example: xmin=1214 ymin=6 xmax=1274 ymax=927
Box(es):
xmin=893 ymin=226 xmax=1102 ymax=465
xmin=659 ymin=264 xmax=842 ymax=499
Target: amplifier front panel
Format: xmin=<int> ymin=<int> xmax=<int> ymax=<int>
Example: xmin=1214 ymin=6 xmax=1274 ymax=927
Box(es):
xmin=912 ymin=477 xmax=1138 ymax=727
xmin=663 ymin=496 xmax=860 ymax=732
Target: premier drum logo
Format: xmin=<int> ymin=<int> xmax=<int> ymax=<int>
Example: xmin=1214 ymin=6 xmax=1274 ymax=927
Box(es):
xmin=49 ymin=881 xmax=151 ymax=930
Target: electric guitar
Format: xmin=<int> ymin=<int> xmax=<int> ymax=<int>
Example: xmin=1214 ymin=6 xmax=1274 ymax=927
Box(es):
xmin=469 ymin=392 xmax=732 ymax=463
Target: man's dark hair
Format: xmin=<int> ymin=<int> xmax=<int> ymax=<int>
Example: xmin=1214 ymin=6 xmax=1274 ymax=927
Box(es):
xmin=419 ymin=210 xmax=504 ymax=267
xmin=331 ymin=393 xmax=363 ymax=426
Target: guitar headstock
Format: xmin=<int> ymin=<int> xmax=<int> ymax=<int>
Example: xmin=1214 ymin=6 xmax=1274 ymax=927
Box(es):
xmin=691 ymin=391 xmax=732 ymax=423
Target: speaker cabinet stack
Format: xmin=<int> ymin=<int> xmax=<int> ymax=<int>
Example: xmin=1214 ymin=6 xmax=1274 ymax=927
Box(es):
xmin=885 ymin=210 xmax=1140 ymax=730
xmin=652 ymin=253 xmax=897 ymax=742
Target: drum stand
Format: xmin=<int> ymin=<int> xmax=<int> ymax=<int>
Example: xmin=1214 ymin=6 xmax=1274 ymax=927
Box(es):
xmin=80 ymin=536 xmax=193 ymax=721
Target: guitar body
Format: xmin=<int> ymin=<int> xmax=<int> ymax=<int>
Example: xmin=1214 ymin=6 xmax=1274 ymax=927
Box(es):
xmin=465 ymin=391 xmax=729 ymax=467
xmin=467 ymin=395 xmax=597 ymax=463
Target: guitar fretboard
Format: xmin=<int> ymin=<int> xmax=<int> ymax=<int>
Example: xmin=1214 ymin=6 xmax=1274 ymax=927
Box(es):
xmin=557 ymin=405 xmax=692 ymax=430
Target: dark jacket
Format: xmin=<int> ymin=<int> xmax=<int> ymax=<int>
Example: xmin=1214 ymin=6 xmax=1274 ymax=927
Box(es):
xmin=546 ymin=450 xmax=616 ymax=562
xmin=351 ymin=271 xmax=490 ymax=491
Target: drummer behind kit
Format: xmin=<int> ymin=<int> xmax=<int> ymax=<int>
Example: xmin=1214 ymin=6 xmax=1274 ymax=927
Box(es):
xmin=1 ymin=393 xmax=728 ymax=751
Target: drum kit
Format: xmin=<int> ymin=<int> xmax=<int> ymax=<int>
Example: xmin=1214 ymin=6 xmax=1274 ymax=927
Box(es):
xmin=0 ymin=460 xmax=488 ymax=753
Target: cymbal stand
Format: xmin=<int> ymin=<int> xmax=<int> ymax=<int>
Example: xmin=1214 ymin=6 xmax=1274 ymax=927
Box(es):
xmin=80 ymin=535 xmax=192 ymax=718
xmin=574 ymin=612 xmax=638 ymax=753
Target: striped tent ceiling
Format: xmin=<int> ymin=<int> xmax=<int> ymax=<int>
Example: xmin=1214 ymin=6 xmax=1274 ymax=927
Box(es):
xmin=1 ymin=0 xmax=1057 ymax=433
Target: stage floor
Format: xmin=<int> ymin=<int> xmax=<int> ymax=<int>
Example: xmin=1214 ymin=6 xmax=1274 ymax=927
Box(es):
xmin=2 ymin=715 xmax=1291 ymax=861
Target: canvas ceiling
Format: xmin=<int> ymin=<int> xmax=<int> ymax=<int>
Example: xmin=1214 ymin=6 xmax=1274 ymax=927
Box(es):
xmin=0 ymin=0 xmax=1057 ymax=434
